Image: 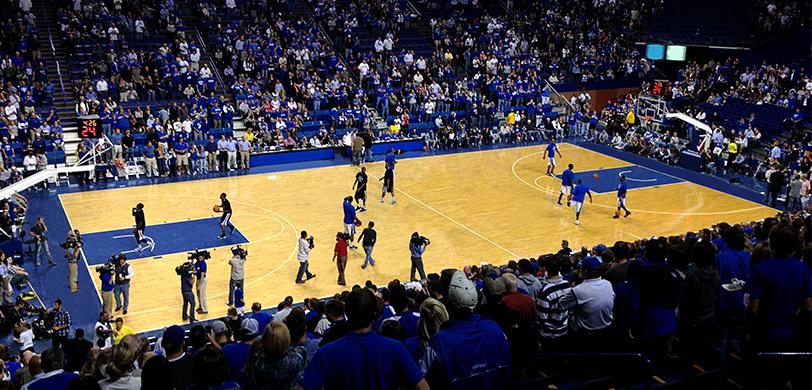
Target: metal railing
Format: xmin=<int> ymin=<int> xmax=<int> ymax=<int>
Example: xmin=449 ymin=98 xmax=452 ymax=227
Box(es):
xmin=47 ymin=28 xmax=68 ymax=104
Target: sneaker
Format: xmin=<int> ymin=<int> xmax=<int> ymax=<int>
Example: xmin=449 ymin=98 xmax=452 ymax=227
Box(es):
xmin=361 ymin=265 xmax=366 ymax=269
xmin=196 ymin=308 xmax=203 ymax=314
xmin=574 ymin=220 xmax=580 ymax=225
xmin=612 ymin=215 xmax=620 ymax=219
xmin=391 ymin=199 xmax=396 ymax=205
xmin=624 ymin=211 xmax=632 ymax=218
xmin=115 ymin=306 xmax=122 ymax=312
xmin=122 ymin=310 xmax=127 ymax=315
xmin=218 ymin=234 xmax=226 ymax=239
xmin=360 ymin=207 xmax=367 ymax=212
xmin=230 ymin=225 xmax=236 ymax=234
xmin=380 ymin=199 xmax=385 ymax=204
xmin=306 ymin=274 xmax=316 ymax=280
xmin=556 ymin=202 xmax=562 ymax=207
xmin=295 ymin=280 xmax=306 ymax=284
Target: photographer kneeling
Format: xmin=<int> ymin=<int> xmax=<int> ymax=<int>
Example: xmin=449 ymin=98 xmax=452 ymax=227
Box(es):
xmin=409 ymin=232 xmax=430 ymax=282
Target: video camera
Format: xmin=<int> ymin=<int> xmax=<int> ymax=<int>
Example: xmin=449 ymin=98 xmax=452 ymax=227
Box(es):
xmin=231 ymin=245 xmax=248 ymax=259
xmin=95 ymin=256 xmax=117 ymax=275
xmin=175 ymin=261 xmax=195 ymax=278
xmin=188 ymin=249 xmax=211 ymax=261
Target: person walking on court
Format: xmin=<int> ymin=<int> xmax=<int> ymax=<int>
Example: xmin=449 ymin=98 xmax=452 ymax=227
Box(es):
xmin=63 ymin=230 xmax=82 ymax=293
xmin=571 ymin=179 xmax=593 ymax=225
xmin=333 ymin=232 xmax=348 ymax=286
xmin=614 ymin=175 xmax=631 ymax=218
xmin=353 ymin=167 xmax=368 ymax=211
xmin=342 ymin=196 xmax=358 ymax=249
xmin=30 ymin=216 xmax=56 ymax=267
xmin=409 ymin=232 xmax=430 ymax=281
xmin=218 ymin=193 xmax=235 ymax=239
xmin=295 ymin=231 xmax=316 ymax=284
xmin=543 ymin=138 xmax=563 ymax=176
xmin=380 ymin=167 xmax=396 ymax=204
xmin=557 ymin=163 xmax=575 ymax=207
xmin=358 ymin=221 xmax=377 ymax=269
xmin=132 ymin=203 xmax=149 ymax=252
xmin=114 ymin=254 xmax=133 ymax=315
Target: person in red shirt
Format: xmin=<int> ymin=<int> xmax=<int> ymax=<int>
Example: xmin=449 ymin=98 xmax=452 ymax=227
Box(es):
xmin=332 ymin=232 xmax=349 ymax=286
xmin=501 ymin=274 xmax=537 ymax=324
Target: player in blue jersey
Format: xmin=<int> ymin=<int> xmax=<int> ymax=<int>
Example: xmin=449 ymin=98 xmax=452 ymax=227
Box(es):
xmin=614 ymin=175 xmax=631 ymax=218
xmin=557 ymin=163 xmax=575 ymax=207
xmin=543 ymin=138 xmax=563 ymax=176
xmin=570 ymin=179 xmax=593 ymax=225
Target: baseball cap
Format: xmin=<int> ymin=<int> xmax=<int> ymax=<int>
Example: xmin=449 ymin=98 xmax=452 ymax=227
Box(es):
xmin=210 ymin=320 xmax=228 ymax=334
xmin=447 ymin=270 xmax=477 ymax=309
xmin=593 ymin=244 xmax=607 ymax=255
xmin=161 ymin=325 xmax=186 ymax=350
xmin=483 ymin=276 xmax=506 ymax=296
xmin=240 ymin=318 xmax=260 ymax=337
xmin=580 ymin=256 xmax=603 ymax=271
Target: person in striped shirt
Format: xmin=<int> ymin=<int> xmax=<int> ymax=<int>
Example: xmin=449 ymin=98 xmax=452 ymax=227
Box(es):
xmin=537 ymin=257 xmax=570 ymax=350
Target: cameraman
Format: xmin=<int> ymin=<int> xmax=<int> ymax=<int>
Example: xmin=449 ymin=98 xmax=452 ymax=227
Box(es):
xmin=295 ymin=231 xmax=316 ymax=284
xmin=228 ymin=246 xmax=247 ymax=307
xmin=409 ymin=232 xmax=430 ymax=281
xmin=63 ymin=230 xmax=82 ymax=293
xmin=114 ymin=254 xmax=134 ymax=315
xmin=179 ymin=262 xmax=196 ymax=323
xmin=99 ymin=262 xmax=115 ymax=316
xmin=194 ymin=252 xmax=208 ymax=315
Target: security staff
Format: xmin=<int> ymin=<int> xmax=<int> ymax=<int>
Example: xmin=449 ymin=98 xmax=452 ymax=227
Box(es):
xmin=64 ymin=230 xmax=82 ymax=293
xmin=114 ymin=255 xmax=134 ymax=315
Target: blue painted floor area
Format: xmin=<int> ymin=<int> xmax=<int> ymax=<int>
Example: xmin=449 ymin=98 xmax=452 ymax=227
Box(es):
xmin=558 ymin=166 xmax=683 ymax=194
xmin=82 ymin=217 xmax=248 ymax=265
xmin=574 ymin=142 xmax=775 ymax=207
xmin=6 ymin=192 xmax=102 ymax=350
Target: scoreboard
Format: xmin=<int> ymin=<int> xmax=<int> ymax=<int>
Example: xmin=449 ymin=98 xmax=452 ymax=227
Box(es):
xmin=78 ymin=116 xmax=102 ymax=138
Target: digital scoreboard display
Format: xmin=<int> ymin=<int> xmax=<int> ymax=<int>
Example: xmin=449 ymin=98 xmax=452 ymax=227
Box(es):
xmin=79 ymin=117 xmax=102 ymax=138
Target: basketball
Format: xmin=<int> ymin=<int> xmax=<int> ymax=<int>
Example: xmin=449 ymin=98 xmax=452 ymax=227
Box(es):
xmin=593 ymin=173 xmax=600 ymax=180
xmin=213 ymin=205 xmax=221 ymax=213
xmin=354 ymin=218 xmax=362 ymax=227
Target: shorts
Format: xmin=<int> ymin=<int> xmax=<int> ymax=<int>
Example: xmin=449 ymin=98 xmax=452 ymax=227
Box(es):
xmin=176 ymin=154 xmax=189 ymax=166
xmin=573 ymin=201 xmax=583 ymax=213
xmin=560 ymin=185 xmax=572 ymax=194
xmin=344 ymin=223 xmax=356 ymax=235
xmin=134 ymin=228 xmax=145 ymax=243
xmin=355 ymin=189 xmax=366 ymax=202
xmin=548 ymin=157 xmax=556 ymax=167
xmin=220 ymin=212 xmax=232 ymax=226
xmin=383 ymin=179 xmax=394 ymax=193
xmin=617 ymin=197 xmax=626 ymax=208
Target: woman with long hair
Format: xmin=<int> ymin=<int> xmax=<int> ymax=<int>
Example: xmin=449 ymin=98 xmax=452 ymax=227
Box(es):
xmin=404 ymin=297 xmax=448 ymax=369
xmin=246 ymin=320 xmax=307 ymax=390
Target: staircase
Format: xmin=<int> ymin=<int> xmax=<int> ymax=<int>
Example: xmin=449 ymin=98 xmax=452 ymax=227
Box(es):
xmin=31 ymin=0 xmax=79 ymax=164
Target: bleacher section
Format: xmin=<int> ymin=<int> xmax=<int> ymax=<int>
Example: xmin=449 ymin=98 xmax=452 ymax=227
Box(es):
xmin=700 ymin=98 xmax=809 ymax=141
xmin=647 ymin=0 xmax=755 ymax=46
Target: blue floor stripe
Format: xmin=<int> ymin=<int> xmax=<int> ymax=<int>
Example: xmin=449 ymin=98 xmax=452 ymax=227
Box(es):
xmin=82 ymin=217 xmax=248 ymax=265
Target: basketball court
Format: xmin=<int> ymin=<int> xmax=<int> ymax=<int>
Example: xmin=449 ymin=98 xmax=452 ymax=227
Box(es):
xmin=56 ymin=143 xmax=777 ymax=331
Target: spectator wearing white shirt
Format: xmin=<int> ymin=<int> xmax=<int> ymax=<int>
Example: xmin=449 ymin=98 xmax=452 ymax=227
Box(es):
xmin=22 ymin=151 xmax=37 ymax=178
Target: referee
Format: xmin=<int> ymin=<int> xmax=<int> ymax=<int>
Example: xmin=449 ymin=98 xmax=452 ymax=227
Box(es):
xmin=132 ymin=203 xmax=147 ymax=252
xmin=218 ymin=193 xmax=235 ymax=239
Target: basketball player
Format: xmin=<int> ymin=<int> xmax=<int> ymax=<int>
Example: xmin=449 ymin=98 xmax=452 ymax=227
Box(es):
xmin=132 ymin=203 xmax=148 ymax=252
xmin=614 ymin=175 xmax=631 ymax=218
xmin=543 ymin=138 xmax=563 ymax=176
xmin=353 ymin=167 xmax=368 ymax=211
xmin=218 ymin=192 xmax=235 ymax=239
xmin=380 ymin=167 xmax=395 ymax=204
xmin=342 ymin=196 xmax=358 ymax=249
xmin=570 ymin=179 xmax=593 ymax=225
xmin=557 ymin=163 xmax=575 ymax=207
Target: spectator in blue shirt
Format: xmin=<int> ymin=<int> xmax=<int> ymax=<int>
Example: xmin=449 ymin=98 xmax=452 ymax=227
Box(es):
xmin=381 ymin=284 xmax=420 ymax=339
xmin=22 ymin=347 xmax=78 ymax=390
xmin=299 ymin=288 xmax=428 ymax=390
xmin=250 ymin=303 xmax=272 ymax=332
xmin=423 ymin=270 xmax=512 ymax=390
xmin=715 ymin=227 xmax=750 ymax=356
xmin=748 ymin=224 xmax=812 ymax=351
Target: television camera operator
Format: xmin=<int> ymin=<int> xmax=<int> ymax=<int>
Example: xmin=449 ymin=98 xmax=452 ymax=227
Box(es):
xmin=178 ymin=250 xmax=207 ymax=323
xmin=228 ymin=245 xmax=248 ymax=307
xmin=60 ymin=229 xmax=83 ymax=293
xmin=95 ymin=256 xmax=117 ymax=316
xmin=114 ymin=254 xmax=133 ymax=315
xmin=409 ymin=232 xmax=430 ymax=281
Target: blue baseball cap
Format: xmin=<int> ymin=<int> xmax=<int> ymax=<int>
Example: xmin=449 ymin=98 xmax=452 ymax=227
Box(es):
xmin=580 ymin=256 xmax=603 ymax=271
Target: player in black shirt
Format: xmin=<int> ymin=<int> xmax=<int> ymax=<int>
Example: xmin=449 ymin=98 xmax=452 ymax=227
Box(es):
xmin=218 ymin=192 xmax=235 ymax=239
xmin=380 ymin=167 xmax=395 ymax=204
xmin=353 ymin=167 xmax=368 ymax=211
xmin=132 ymin=203 xmax=147 ymax=250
